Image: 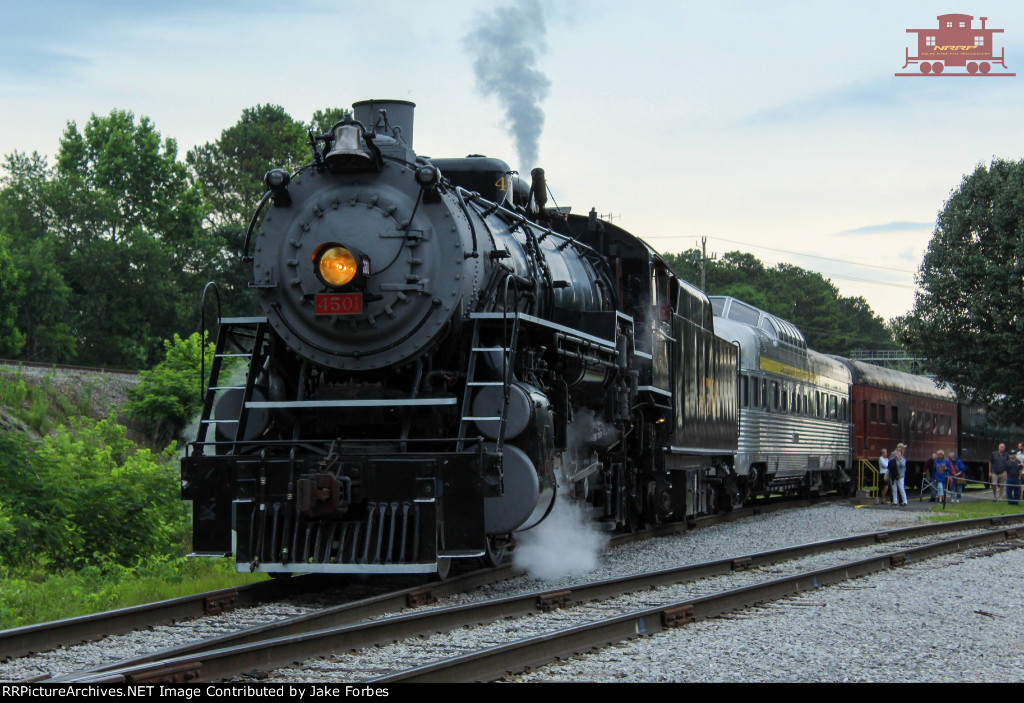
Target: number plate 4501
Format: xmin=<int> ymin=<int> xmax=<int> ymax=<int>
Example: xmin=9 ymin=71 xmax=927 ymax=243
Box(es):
xmin=315 ymin=293 xmax=363 ymax=315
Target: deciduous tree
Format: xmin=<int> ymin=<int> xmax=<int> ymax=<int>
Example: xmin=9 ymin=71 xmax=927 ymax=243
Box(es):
xmin=0 ymin=152 xmax=75 ymax=361
xmin=125 ymin=332 xmax=217 ymax=445
xmin=896 ymin=158 xmax=1024 ymax=423
xmin=49 ymin=110 xmax=208 ymax=368
xmin=662 ymin=249 xmax=895 ymax=355
xmin=186 ymin=104 xmax=309 ymax=228
xmin=0 ymin=233 xmax=24 ymax=357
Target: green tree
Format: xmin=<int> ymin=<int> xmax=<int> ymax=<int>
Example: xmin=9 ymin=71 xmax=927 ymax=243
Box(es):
xmin=48 ymin=111 xmax=208 ymax=368
xmin=0 ymin=232 xmax=25 ymax=356
xmin=186 ymin=104 xmax=309 ymax=227
xmin=896 ymin=158 xmax=1024 ymax=423
xmin=308 ymin=107 xmax=352 ymax=136
xmin=0 ymin=152 xmax=76 ymax=361
xmin=663 ymin=248 xmax=896 ymax=355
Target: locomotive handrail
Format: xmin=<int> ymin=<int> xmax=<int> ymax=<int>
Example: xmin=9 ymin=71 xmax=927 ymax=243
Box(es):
xmin=460 ymin=187 xmax=602 ymax=258
xmin=242 ymin=190 xmax=274 ymax=262
xmin=856 ymin=458 xmax=881 ymax=498
xmin=469 ymin=312 xmax=618 ymax=350
xmin=184 ymin=437 xmax=494 ymax=455
xmin=198 ymin=281 xmax=221 ymax=406
xmin=246 ymin=398 xmax=457 ymax=408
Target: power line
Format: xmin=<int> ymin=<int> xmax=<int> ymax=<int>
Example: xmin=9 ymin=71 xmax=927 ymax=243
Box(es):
xmin=817 ymin=273 xmax=916 ymax=290
xmin=649 ymin=234 xmax=918 ymax=275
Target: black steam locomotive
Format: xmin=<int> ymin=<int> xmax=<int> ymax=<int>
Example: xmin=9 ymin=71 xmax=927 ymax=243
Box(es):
xmin=181 ymin=99 xmax=738 ymax=577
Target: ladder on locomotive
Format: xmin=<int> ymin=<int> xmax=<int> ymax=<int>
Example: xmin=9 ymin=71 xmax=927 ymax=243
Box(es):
xmin=457 ymin=313 xmax=521 ymax=462
xmin=197 ymin=317 xmax=268 ymax=449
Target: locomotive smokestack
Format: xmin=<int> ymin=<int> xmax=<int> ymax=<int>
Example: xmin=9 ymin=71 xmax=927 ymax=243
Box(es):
xmin=352 ymin=99 xmax=415 ymax=148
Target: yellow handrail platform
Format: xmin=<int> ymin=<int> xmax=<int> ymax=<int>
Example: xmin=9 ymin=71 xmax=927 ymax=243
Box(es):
xmin=857 ymin=458 xmax=880 ymax=498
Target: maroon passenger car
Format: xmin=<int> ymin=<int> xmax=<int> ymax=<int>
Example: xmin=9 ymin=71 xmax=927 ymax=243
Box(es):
xmin=835 ymin=359 xmax=957 ymax=487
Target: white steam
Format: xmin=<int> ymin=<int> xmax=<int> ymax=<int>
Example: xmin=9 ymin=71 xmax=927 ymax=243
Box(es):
xmin=513 ymin=488 xmax=608 ymax=580
xmin=568 ymin=407 xmax=620 ymax=448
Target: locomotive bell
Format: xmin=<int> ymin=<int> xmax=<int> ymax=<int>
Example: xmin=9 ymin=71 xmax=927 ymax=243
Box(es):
xmin=325 ymin=124 xmax=376 ymax=172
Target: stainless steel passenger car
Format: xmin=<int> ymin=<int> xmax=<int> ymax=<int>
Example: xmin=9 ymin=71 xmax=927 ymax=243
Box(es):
xmin=711 ymin=296 xmax=853 ymax=497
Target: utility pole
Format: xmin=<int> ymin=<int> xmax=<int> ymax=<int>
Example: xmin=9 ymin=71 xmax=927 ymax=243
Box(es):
xmin=690 ymin=236 xmax=717 ymax=291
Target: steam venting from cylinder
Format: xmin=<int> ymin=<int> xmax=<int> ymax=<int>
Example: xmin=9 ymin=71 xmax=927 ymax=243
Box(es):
xmin=463 ymin=0 xmax=550 ymax=171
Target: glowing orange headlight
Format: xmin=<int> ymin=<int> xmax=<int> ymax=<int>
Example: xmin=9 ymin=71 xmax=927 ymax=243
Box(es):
xmin=316 ymin=246 xmax=357 ymax=287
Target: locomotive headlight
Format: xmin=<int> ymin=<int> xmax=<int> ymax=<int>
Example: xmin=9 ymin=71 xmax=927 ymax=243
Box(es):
xmin=315 ymin=245 xmax=358 ymax=287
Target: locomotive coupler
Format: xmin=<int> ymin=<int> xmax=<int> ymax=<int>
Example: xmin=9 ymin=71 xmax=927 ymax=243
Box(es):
xmin=296 ymin=473 xmax=351 ymax=519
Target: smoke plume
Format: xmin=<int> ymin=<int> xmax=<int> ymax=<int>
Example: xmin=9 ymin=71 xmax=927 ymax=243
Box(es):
xmin=464 ymin=0 xmax=551 ymax=171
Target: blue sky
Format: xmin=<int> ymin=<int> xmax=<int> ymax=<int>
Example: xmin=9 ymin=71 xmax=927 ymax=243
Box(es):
xmin=2 ymin=0 xmax=1023 ymax=324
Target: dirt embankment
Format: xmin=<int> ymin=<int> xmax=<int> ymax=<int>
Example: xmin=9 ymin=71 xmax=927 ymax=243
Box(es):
xmin=0 ymin=362 xmax=140 ymax=437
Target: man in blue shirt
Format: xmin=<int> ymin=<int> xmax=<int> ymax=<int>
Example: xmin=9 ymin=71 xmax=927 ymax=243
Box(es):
xmin=949 ymin=453 xmax=967 ymax=503
xmin=933 ymin=450 xmax=952 ymax=505
xmin=1006 ymin=453 xmax=1022 ymax=506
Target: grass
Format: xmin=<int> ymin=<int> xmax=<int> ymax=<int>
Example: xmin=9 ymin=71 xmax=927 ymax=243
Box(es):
xmin=918 ymin=486 xmax=1024 ymax=522
xmin=0 ymin=557 xmax=266 ymax=630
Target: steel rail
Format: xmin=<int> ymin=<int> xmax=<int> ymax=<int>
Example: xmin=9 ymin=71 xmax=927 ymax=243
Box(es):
xmin=54 ymin=514 xmax=1024 ymax=684
xmin=11 ymin=493 xmax=835 ymax=667
xmin=3 ymin=566 xmax=511 ymax=666
xmin=0 ymin=579 xmax=293 ymax=662
xmin=373 ymin=524 xmax=1024 ymax=683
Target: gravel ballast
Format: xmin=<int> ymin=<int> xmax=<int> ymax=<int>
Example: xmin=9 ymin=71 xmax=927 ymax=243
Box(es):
xmin=511 ymin=543 xmax=1024 ymax=683
xmin=4 ymin=501 xmax=1015 ymax=683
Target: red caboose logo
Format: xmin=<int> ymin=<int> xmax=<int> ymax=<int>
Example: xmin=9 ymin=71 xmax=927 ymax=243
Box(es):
xmin=896 ymin=13 xmax=1014 ymax=76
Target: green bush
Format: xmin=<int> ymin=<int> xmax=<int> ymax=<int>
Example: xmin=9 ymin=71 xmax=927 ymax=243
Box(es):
xmin=0 ymin=370 xmax=30 ymax=408
xmin=0 ymin=418 xmax=188 ymax=570
xmin=126 ymin=332 xmax=217 ymax=444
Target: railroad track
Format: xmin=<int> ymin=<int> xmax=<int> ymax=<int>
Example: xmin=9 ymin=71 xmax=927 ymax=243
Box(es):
xmin=1 ymin=494 xmax=834 ymax=663
xmin=379 ymin=521 xmax=1024 ymax=683
xmin=36 ymin=512 xmax=1024 ymax=684
xmin=0 ymin=568 xmax=506 ymax=671
xmin=1 ymin=495 xmax=837 ymax=681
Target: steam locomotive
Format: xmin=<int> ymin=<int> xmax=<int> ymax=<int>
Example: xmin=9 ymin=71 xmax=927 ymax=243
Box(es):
xmin=181 ymin=99 xmax=740 ymax=577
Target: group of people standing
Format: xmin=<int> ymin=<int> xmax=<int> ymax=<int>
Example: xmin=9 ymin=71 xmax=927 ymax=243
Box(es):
xmin=926 ymin=450 xmax=967 ymax=503
xmin=878 ymin=445 xmax=969 ymax=506
xmin=989 ymin=443 xmax=1024 ymax=506
xmin=879 ymin=442 xmax=1024 ymax=507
